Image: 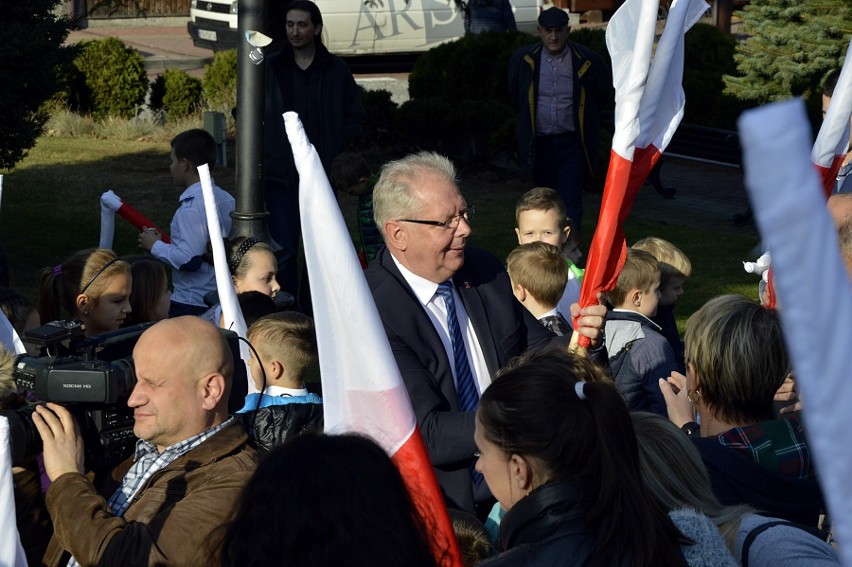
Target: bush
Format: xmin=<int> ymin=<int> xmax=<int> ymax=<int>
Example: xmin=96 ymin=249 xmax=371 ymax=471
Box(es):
xmin=203 ymin=50 xmax=237 ymax=114
xmin=0 ymin=0 xmax=73 ymax=169
xmin=151 ymin=68 xmax=204 ymax=118
xmin=400 ymin=31 xmax=537 ymax=161
xmin=67 ymin=37 xmax=149 ymax=120
xmin=353 ymin=87 xmax=398 ymax=148
xmin=683 ymin=23 xmax=751 ymax=130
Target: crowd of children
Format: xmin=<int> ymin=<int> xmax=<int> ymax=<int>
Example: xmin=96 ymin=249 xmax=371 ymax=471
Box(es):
xmin=0 ymin=127 xmax=837 ymax=567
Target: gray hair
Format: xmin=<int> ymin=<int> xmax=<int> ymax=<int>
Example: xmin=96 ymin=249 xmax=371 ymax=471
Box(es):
xmin=372 ymin=152 xmax=457 ymax=239
xmin=631 ymin=412 xmax=752 ymax=552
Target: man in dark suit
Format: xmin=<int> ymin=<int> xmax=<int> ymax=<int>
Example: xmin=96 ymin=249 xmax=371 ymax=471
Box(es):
xmin=365 ymin=152 xmax=605 ymax=514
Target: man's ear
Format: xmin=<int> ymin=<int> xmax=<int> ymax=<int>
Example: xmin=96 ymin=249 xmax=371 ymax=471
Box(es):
xmin=314 ymin=23 xmax=323 ymax=37
xmin=384 ymin=221 xmax=407 ymax=252
xmin=199 ymin=372 xmax=226 ymax=410
xmin=509 ymin=454 xmax=534 ymax=493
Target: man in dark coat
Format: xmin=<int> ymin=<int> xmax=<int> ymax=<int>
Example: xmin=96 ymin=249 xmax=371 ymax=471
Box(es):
xmin=508 ymin=7 xmax=609 ymax=231
xmin=365 ymin=151 xmax=606 ymax=514
xmin=264 ymin=0 xmax=365 ymax=301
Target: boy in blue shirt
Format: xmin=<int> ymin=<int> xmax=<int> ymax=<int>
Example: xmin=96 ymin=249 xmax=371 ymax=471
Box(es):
xmin=139 ymin=129 xmax=235 ymax=316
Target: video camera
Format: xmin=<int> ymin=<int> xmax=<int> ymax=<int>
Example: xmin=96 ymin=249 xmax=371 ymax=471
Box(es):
xmin=0 ymin=320 xmax=148 ymax=471
xmin=0 ymin=320 xmax=248 ymax=472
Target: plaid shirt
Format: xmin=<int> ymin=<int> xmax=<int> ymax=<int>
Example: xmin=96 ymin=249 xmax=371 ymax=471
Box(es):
xmin=717 ymin=418 xmax=813 ymax=480
xmin=66 ymin=418 xmax=234 ymax=567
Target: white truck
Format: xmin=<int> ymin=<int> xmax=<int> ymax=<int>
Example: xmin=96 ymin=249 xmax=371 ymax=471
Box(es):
xmin=188 ymin=0 xmax=546 ymax=55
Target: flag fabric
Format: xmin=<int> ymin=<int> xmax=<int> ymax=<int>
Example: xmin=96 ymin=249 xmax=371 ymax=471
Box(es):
xmin=98 ymin=190 xmax=171 ymax=249
xmin=574 ymin=0 xmax=708 ymax=345
xmin=0 ymin=417 xmax=28 ymax=567
xmin=740 ymin=97 xmax=852 ymax=566
xmin=283 ymin=112 xmax=462 ymax=566
xmin=197 ymin=165 xmax=254 ymax=393
xmin=812 ymin=37 xmax=852 ymax=197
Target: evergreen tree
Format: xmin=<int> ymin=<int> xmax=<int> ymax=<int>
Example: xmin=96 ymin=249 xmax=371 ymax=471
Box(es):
xmin=0 ymin=0 xmax=73 ymax=170
xmin=723 ymin=0 xmax=851 ymax=104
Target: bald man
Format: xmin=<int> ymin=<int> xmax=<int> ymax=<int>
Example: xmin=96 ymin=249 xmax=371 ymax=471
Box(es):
xmin=34 ymin=317 xmax=258 ymax=567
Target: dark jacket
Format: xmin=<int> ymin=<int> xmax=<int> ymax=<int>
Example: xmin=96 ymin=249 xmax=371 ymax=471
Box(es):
xmin=481 ymin=481 xmax=598 ymax=566
xmin=365 ymin=246 xmax=555 ymax=513
xmin=508 ymin=39 xmax=608 ymax=175
xmin=264 ymin=41 xmax=364 ymax=184
xmin=652 ymin=303 xmax=685 ymax=373
xmin=605 ymin=310 xmax=678 ymax=415
xmin=241 ymin=402 xmax=324 ymax=456
xmin=693 ymin=436 xmax=824 ymax=526
xmin=42 ymin=421 xmax=259 ymax=567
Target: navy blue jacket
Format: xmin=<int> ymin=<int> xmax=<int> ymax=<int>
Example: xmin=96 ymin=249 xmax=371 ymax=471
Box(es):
xmin=264 ymin=42 xmax=364 ymax=184
xmin=606 ymin=310 xmax=678 ymax=415
xmin=365 ymin=246 xmax=554 ymax=513
xmin=508 ymin=39 xmax=608 ymax=175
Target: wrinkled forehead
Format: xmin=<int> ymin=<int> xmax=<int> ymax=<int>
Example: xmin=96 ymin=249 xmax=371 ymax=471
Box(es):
xmin=410 ymin=168 xmax=463 ymax=207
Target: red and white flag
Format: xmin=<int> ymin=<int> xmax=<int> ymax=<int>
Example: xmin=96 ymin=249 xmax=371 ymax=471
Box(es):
xmin=812 ymin=36 xmax=852 ymax=197
xmin=98 ymin=190 xmax=171 ymax=249
xmin=284 ymin=112 xmax=462 ymax=566
xmin=575 ymin=0 xmax=708 ymax=344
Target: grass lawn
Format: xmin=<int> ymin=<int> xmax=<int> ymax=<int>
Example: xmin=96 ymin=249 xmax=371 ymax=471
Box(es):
xmin=2 ymin=135 xmax=758 ymax=332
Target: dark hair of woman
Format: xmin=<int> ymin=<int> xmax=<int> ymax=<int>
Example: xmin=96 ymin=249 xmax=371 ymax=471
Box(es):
xmin=123 ymin=256 xmax=169 ymax=326
xmin=217 ymin=432 xmax=438 ymax=567
xmin=478 ymin=350 xmax=688 ymax=567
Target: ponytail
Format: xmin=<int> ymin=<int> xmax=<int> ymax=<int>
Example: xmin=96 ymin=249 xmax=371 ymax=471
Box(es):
xmin=581 ymin=382 xmax=688 ymax=567
xmin=481 ymin=350 xmax=688 ymax=567
xmin=36 ymin=248 xmax=128 ymax=324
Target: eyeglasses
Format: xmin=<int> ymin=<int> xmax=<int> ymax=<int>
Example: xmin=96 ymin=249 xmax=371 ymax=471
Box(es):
xmin=398 ymin=206 xmax=474 ymax=229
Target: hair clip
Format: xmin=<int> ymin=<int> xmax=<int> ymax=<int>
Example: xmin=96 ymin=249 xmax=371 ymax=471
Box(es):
xmin=574 ymin=381 xmax=587 ymax=400
xmin=229 ymin=237 xmax=260 ymax=274
xmin=52 ymin=265 xmax=63 ymax=278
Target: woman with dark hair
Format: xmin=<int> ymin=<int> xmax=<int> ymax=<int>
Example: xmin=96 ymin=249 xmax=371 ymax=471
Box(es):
xmin=217 ymin=433 xmax=437 ymax=567
xmin=476 ymin=350 xmax=688 ymax=566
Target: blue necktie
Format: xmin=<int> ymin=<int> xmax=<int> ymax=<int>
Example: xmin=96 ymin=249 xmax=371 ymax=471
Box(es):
xmin=436 ymin=281 xmax=479 ymax=412
xmin=436 ymin=281 xmax=484 ymax=486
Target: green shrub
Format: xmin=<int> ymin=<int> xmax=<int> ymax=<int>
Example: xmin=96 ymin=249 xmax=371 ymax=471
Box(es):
xmin=401 ymin=31 xmax=537 ymax=161
xmin=683 ymin=23 xmax=751 ymax=129
xmin=151 ymin=68 xmax=203 ymax=118
xmin=69 ymin=37 xmax=149 ymax=120
xmin=203 ymin=50 xmax=237 ymax=113
xmin=353 ymin=87 xmax=398 ymax=148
